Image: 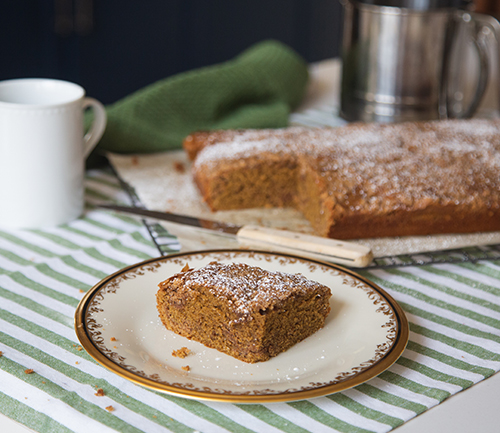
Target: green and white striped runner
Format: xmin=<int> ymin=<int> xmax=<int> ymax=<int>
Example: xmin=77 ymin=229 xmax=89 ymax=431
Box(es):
xmin=1 ymin=168 xmax=499 ymax=433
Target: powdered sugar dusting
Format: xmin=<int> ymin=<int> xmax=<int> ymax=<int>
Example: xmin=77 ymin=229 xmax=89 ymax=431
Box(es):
xmin=194 ymin=139 xmax=290 ymax=165
xmin=193 ymin=119 xmax=500 ymax=213
xmin=175 ymin=262 xmax=330 ymax=316
xmin=436 ymin=118 xmax=500 ymax=136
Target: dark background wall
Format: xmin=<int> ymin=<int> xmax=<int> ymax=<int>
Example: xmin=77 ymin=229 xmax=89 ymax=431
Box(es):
xmin=0 ymin=0 xmax=344 ymax=105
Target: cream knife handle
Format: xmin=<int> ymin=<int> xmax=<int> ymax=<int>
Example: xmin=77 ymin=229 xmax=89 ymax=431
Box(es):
xmin=236 ymin=225 xmax=373 ymax=268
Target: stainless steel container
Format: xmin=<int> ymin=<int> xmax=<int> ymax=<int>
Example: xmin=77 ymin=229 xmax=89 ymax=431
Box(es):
xmin=340 ymin=0 xmax=499 ymax=122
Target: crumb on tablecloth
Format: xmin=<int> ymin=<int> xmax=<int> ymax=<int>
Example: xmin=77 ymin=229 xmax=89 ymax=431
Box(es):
xmin=181 ymin=365 xmax=190 ymax=371
xmin=95 ymin=388 xmax=105 ymax=397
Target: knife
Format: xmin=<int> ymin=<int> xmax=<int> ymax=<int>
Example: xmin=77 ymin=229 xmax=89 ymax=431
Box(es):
xmin=96 ymin=203 xmax=373 ymax=267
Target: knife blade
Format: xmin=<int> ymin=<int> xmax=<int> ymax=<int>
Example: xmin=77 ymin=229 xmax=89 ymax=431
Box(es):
xmin=96 ymin=203 xmax=373 ymax=267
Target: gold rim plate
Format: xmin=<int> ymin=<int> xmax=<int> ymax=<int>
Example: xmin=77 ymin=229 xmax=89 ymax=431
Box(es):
xmin=75 ymin=249 xmax=409 ymax=403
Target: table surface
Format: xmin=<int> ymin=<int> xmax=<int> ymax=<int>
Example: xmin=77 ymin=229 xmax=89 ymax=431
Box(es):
xmin=4 ymin=372 xmax=500 ymax=433
xmin=2 ymin=59 xmax=500 ymax=433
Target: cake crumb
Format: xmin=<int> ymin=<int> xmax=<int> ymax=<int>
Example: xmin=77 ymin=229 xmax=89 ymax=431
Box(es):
xmin=110 ymin=337 xmax=117 ymax=341
xmin=174 ymin=161 xmax=186 ymax=173
xmin=95 ymin=388 xmax=105 ymax=397
xmin=0 ymin=351 xmax=3 ymax=357
xmin=172 ymin=347 xmax=191 ymax=358
xmin=105 ymin=405 xmax=115 ymax=412
xmin=24 ymin=369 xmax=34 ymax=374
xmin=181 ymin=365 xmax=190 ymax=371
xmin=181 ymin=263 xmax=191 ymax=272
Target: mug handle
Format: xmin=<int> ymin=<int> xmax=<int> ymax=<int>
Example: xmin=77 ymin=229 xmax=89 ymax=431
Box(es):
xmin=82 ymin=97 xmax=107 ymax=158
xmin=474 ymin=13 xmax=500 ymax=117
xmin=445 ymin=12 xmax=497 ymax=119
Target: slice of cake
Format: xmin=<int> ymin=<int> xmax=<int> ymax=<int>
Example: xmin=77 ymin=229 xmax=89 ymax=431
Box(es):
xmin=156 ymin=262 xmax=332 ymax=363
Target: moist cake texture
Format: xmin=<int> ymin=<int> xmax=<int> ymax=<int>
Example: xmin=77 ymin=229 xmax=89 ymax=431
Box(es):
xmin=156 ymin=261 xmax=332 ymax=363
xmin=185 ymin=119 xmax=500 ymax=239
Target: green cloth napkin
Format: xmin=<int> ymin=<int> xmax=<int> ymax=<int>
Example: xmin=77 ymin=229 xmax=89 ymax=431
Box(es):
xmin=96 ymin=40 xmax=309 ymax=154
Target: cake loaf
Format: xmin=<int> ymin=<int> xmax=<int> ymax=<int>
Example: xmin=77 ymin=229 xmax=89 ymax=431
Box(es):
xmin=156 ymin=262 xmax=331 ymax=363
xmin=184 ymin=119 xmax=500 ymax=239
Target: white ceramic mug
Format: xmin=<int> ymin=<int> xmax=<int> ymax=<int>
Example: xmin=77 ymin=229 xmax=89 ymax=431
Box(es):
xmin=0 ymin=78 xmax=107 ymax=229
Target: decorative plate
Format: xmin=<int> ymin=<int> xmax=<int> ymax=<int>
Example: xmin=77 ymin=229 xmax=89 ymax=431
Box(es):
xmin=75 ymin=250 xmax=408 ymax=403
